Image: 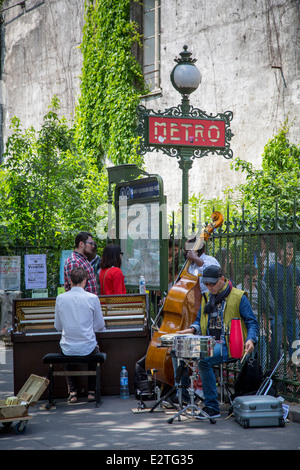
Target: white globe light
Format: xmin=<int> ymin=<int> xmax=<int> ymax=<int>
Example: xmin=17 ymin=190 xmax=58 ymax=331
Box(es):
xmin=170 ymin=45 xmax=201 ymax=95
xmin=172 ymin=63 xmax=201 ymax=95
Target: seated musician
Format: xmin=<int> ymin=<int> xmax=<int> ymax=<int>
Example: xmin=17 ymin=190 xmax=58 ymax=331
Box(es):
xmin=176 ymin=265 xmax=259 ymax=419
xmin=54 ymin=267 xmax=106 ymax=403
xmin=170 ymin=246 xmax=220 ymax=403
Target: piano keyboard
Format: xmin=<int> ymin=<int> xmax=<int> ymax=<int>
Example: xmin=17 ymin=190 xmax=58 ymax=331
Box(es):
xmin=22 ymin=326 xmax=144 ymax=336
xmin=13 ymin=294 xmax=149 ymax=336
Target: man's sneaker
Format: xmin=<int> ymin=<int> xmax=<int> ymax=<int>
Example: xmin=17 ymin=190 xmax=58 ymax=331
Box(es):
xmin=196 ymin=406 xmax=221 ymax=419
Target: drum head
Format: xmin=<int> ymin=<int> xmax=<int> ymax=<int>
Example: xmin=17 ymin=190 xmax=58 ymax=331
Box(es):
xmin=158 ymin=333 xmax=178 ymax=347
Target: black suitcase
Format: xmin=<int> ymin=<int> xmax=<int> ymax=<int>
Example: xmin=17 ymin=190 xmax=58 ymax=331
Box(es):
xmin=233 ymin=395 xmax=285 ymax=429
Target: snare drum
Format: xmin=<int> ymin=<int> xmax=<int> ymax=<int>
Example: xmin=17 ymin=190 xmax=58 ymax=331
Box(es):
xmin=158 ymin=333 xmax=178 ymax=348
xmin=174 ymin=335 xmax=215 ymax=359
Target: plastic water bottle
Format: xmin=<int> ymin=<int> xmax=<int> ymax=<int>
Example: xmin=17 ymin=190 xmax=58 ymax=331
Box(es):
xmin=120 ymin=366 xmax=129 ymax=399
xmin=139 ymin=275 xmax=146 ymax=294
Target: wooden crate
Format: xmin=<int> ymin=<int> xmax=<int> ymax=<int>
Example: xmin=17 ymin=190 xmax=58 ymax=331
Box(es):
xmin=0 ymin=374 xmax=49 ymax=420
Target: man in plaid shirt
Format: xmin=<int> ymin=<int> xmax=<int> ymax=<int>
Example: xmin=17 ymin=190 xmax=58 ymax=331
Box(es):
xmin=64 ymin=232 xmax=98 ymax=295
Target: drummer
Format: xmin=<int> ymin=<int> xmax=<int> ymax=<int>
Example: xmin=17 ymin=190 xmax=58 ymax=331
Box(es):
xmin=170 ymin=244 xmax=221 ymax=405
xmin=176 ymin=265 xmax=259 ymax=419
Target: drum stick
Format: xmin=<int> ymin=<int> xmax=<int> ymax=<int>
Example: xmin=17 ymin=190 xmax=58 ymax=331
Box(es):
xmin=241 ymin=351 xmax=247 ymax=363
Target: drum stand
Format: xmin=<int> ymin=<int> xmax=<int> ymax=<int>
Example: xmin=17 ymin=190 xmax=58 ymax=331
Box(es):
xmin=149 ymin=357 xmax=185 ymax=413
xmin=167 ymin=359 xmax=216 ymax=424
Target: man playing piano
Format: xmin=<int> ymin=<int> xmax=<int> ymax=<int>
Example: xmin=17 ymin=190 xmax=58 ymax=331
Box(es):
xmin=55 ymin=267 xmax=106 ymax=403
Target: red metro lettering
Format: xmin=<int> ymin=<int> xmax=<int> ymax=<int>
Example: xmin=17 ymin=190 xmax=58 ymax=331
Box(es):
xmin=148 ymin=116 xmax=226 ymax=148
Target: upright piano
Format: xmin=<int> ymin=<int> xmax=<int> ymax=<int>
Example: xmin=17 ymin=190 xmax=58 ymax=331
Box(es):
xmin=11 ymin=294 xmax=150 ymax=397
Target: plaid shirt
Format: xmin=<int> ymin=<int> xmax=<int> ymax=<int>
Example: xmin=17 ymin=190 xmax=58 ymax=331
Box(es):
xmin=64 ymin=251 xmax=98 ymax=295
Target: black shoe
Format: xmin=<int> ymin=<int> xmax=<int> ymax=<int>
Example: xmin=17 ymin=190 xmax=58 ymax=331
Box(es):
xmin=196 ymin=406 xmax=221 ymax=419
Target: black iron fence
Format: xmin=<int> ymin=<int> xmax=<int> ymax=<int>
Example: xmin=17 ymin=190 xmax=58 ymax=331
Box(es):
xmin=175 ymin=206 xmax=300 ymax=403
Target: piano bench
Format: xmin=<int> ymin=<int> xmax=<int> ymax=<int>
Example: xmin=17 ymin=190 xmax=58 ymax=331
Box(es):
xmin=42 ymin=352 xmax=107 ymax=409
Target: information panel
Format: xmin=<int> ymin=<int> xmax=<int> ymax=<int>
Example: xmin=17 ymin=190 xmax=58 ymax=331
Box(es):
xmin=115 ymin=176 xmax=167 ymax=291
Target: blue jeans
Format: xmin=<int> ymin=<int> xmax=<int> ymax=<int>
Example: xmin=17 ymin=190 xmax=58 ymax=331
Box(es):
xmin=197 ymin=341 xmax=229 ymax=412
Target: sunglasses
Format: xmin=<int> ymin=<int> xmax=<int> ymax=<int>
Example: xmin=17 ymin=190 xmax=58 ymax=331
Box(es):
xmin=203 ymin=281 xmax=218 ymax=287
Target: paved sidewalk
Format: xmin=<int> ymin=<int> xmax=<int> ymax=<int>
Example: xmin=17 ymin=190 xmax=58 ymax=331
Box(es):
xmin=1 ymin=341 xmax=300 ymax=452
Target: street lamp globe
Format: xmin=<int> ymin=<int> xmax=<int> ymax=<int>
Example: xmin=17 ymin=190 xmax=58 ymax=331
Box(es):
xmin=170 ymin=45 xmax=201 ymax=96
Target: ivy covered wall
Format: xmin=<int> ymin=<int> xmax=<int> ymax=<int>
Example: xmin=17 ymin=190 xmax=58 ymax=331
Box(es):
xmin=75 ymin=0 xmax=146 ymax=169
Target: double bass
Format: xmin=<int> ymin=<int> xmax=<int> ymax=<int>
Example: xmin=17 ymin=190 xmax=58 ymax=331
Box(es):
xmin=145 ymin=211 xmax=224 ymax=386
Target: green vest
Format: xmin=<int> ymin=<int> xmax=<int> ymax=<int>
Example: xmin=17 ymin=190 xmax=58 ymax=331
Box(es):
xmin=200 ymin=281 xmax=248 ymax=358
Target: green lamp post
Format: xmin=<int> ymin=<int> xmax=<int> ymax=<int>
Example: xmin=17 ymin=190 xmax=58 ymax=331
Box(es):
xmin=137 ymin=45 xmax=233 ymax=254
xmin=170 ymin=46 xmax=202 ymax=245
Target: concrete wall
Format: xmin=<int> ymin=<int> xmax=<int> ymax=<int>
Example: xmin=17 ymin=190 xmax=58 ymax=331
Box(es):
xmin=142 ymin=0 xmax=300 ymax=211
xmin=1 ymin=0 xmax=299 ymax=212
xmin=1 ymin=0 xmax=84 ymax=137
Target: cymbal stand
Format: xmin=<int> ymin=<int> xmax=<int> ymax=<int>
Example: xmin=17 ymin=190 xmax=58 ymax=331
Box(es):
xmin=167 ymin=359 xmax=216 ymax=424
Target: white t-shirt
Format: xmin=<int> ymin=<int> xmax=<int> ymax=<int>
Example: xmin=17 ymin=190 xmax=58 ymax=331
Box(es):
xmin=188 ymin=253 xmax=220 ymax=293
xmin=54 ymin=286 xmax=105 ymax=356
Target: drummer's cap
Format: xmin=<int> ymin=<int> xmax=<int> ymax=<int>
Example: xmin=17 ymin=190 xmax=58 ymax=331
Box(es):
xmin=202 ymin=265 xmax=223 ymax=284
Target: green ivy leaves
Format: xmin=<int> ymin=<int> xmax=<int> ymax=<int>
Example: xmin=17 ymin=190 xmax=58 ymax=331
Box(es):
xmin=75 ymin=0 xmax=146 ymax=168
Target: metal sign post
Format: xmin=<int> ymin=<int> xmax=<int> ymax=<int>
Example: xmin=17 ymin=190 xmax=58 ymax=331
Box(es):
xmin=137 ymin=45 xmax=234 ymax=247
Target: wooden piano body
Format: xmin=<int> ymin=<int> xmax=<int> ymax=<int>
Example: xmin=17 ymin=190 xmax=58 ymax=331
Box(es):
xmin=11 ymin=294 xmax=150 ymax=397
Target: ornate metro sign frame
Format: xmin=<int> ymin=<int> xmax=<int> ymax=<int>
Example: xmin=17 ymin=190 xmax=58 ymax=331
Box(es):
xmin=137 ymin=103 xmax=234 ymax=160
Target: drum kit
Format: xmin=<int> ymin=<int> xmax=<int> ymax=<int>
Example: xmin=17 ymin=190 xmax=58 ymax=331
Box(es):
xmin=157 ymin=333 xmax=217 ymax=424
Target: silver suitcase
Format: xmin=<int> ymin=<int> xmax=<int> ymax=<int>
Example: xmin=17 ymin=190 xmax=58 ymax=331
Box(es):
xmin=233 ymin=395 xmax=285 ymax=429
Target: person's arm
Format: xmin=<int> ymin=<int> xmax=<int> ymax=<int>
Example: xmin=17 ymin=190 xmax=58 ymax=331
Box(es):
xmin=186 ymin=251 xmax=204 ymax=267
xmin=93 ymin=298 xmax=106 ymax=332
xmin=64 ymin=256 xmax=78 ymax=292
xmin=239 ymin=294 xmax=259 ymax=354
xmin=54 ymin=299 xmax=62 ymax=332
xmin=64 ymin=263 xmax=71 ymax=292
xmin=86 ymin=267 xmax=98 ymax=295
xmin=177 ymin=327 xmax=196 ymax=334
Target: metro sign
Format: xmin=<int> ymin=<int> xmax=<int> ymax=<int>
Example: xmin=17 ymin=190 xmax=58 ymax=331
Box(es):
xmin=137 ymin=104 xmax=234 ymax=160
xmin=146 ymin=116 xmax=225 ymax=149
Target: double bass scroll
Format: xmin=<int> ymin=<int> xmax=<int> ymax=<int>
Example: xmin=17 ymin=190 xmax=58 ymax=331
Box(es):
xmin=145 ymin=211 xmax=224 ymax=386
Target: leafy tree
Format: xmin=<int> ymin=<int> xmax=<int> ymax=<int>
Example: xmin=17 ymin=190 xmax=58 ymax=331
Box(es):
xmin=228 ymin=122 xmax=300 ymax=218
xmin=0 ymin=98 xmax=104 ymax=246
xmin=0 ymin=1 xmax=148 ymax=249
xmin=175 ymin=123 xmax=300 ymax=237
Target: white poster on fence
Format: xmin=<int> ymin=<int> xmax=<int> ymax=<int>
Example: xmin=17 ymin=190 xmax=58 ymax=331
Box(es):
xmin=24 ymin=254 xmax=47 ymax=290
xmin=0 ymin=256 xmax=21 ymax=290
